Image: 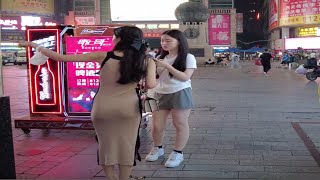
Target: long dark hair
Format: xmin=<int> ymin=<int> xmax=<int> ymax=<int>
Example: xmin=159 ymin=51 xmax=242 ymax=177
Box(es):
xmin=113 ymin=26 xmax=147 ymax=84
xmin=159 ymin=30 xmax=189 ymax=77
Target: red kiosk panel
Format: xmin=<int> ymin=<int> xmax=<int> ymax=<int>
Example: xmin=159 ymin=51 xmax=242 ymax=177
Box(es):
xmin=26 ymin=29 xmax=63 ymax=114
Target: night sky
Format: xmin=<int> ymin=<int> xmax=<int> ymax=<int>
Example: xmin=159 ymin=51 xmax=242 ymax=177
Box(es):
xmin=234 ymin=0 xmax=268 ymax=49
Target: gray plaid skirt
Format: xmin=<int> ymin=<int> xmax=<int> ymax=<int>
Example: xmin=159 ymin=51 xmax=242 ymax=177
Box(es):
xmin=154 ymin=88 xmax=194 ymax=110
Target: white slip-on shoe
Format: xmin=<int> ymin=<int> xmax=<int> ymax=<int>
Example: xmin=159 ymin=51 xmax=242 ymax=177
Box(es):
xmin=164 ymin=151 xmax=184 ymax=168
xmin=145 ymin=147 xmax=164 ymax=162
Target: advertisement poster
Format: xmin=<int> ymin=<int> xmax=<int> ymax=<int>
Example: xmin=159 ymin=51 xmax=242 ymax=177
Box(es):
xmin=0 ymin=0 xmax=54 ymax=17
xmin=208 ymin=14 xmax=231 ymax=45
xmin=269 ymin=0 xmax=279 ymax=30
xmin=66 ymin=36 xmax=113 ymax=113
xmin=279 ymin=0 xmax=320 ymax=26
xmin=236 ymin=13 xmax=243 ymax=33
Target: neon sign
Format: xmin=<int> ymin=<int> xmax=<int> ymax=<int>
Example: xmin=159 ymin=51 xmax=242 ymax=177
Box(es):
xmin=0 ymin=19 xmax=18 ymax=26
xmin=0 ymin=16 xmax=56 ymax=31
xmin=39 ymin=67 xmax=51 ymax=101
xmin=32 ymin=36 xmax=55 ymax=48
xmin=298 ymin=27 xmax=319 ymax=37
xmin=80 ymin=28 xmax=107 ymax=35
xmin=27 ymin=28 xmax=63 ymax=114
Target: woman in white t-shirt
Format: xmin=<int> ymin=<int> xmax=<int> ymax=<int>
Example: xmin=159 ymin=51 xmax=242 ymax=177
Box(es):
xmin=145 ymin=30 xmax=197 ymax=168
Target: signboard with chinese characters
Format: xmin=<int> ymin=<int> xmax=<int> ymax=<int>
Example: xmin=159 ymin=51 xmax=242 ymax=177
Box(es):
xmin=208 ymin=14 xmax=231 ymax=45
xmin=0 ymin=0 xmax=54 ymax=17
xmin=279 ymin=0 xmax=320 ymax=26
xmin=65 ymin=36 xmax=113 ymax=113
xmin=1 ymin=30 xmax=25 ymax=41
xmin=0 ymin=16 xmax=56 ymax=31
xmin=236 ymin=13 xmax=243 ymax=33
xmin=75 ymin=17 xmax=96 ymax=25
xmin=269 ymin=0 xmax=279 ymax=30
xmin=143 ymin=29 xmax=164 ymax=38
xmin=298 ymin=27 xmax=319 ymax=36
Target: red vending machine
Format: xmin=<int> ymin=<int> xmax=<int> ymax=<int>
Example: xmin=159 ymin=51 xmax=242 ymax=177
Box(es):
xmin=14 ymin=25 xmax=122 ymax=134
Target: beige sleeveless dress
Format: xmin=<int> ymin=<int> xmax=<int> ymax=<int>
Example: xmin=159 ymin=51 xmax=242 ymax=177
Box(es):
xmin=91 ymin=53 xmax=141 ymax=166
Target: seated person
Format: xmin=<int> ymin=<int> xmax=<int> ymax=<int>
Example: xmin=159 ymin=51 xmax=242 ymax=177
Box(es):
xmin=281 ymin=52 xmax=290 ymax=65
xmin=205 ymin=58 xmax=215 ymax=65
xmin=217 ymin=56 xmax=223 ymax=64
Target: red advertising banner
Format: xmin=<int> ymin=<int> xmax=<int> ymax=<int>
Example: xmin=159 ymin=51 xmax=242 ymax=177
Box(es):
xmin=269 ymin=0 xmax=279 ymax=30
xmin=279 ymin=0 xmax=320 ymax=26
xmin=65 ymin=36 xmax=114 ymax=113
xmin=208 ymin=14 xmax=231 ymax=45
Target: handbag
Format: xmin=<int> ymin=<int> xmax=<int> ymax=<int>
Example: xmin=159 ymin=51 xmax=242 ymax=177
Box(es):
xmin=137 ymin=58 xmax=159 ymax=112
xmin=137 ymin=83 xmax=159 ymax=113
xmin=255 ymin=59 xmax=262 ymax=66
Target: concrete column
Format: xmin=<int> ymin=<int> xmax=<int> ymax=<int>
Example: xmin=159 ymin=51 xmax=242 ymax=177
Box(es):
xmin=282 ymin=27 xmax=290 ymax=39
xmin=0 ymin=96 xmax=16 ymax=179
xmin=179 ymin=22 xmax=212 ymax=64
xmin=202 ymin=0 xmax=209 ymax=7
xmin=95 ymin=0 xmax=101 ymax=24
xmin=270 ymin=29 xmax=281 ymax=50
xmin=100 ymin=0 xmax=112 ymax=24
xmin=230 ymin=9 xmax=237 ymax=47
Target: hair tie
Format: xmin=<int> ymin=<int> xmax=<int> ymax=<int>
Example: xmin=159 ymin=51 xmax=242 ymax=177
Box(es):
xmin=130 ymin=39 xmax=146 ymax=50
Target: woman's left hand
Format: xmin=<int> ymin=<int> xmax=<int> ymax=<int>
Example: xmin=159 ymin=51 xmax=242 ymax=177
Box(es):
xmin=18 ymin=40 xmax=31 ymax=47
xmin=153 ymin=58 xmax=169 ymax=69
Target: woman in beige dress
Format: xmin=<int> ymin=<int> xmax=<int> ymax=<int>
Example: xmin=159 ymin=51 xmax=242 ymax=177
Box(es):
xmin=19 ymin=26 xmax=157 ymax=180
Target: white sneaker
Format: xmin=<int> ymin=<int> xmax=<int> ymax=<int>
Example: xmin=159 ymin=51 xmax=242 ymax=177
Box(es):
xmin=145 ymin=147 xmax=164 ymax=162
xmin=164 ymin=151 xmax=184 ymax=168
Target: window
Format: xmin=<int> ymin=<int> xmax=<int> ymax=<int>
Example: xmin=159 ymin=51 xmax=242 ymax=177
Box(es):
xmin=209 ymin=0 xmax=233 ymax=8
xmin=74 ymin=0 xmax=95 ymax=7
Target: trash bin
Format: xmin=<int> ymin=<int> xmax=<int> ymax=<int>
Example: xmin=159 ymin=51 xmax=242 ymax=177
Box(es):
xmin=0 ymin=96 xmax=16 ymax=179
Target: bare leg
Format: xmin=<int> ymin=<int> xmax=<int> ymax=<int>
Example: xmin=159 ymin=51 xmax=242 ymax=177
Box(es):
xmin=102 ymin=165 xmax=118 ymax=180
xmin=151 ymin=110 xmax=170 ymax=146
xmin=119 ymin=165 xmax=132 ymax=180
xmin=171 ymin=109 xmax=191 ymax=150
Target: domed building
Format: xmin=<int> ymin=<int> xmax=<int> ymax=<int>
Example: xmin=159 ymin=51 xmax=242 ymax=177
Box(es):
xmin=174 ymin=0 xmax=238 ymax=63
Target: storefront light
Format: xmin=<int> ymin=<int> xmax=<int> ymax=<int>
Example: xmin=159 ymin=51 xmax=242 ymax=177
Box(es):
xmin=2 ymin=26 xmax=18 ymax=30
xmin=170 ymin=24 xmax=179 ymax=29
xmin=213 ymin=47 xmax=229 ymax=49
xmin=135 ymin=24 xmax=146 ymax=29
xmin=1 ymin=42 xmax=19 ymax=46
xmin=146 ymin=24 xmax=158 ymax=29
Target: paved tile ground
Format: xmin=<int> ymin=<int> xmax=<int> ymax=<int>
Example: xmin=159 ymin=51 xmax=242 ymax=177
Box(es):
xmin=3 ymin=61 xmax=320 ymax=179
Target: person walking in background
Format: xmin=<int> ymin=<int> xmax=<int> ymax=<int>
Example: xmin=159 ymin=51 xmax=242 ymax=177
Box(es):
xmin=147 ymin=48 xmax=158 ymax=58
xmin=145 ymin=30 xmax=197 ymax=168
xmin=230 ymin=52 xmax=241 ymax=68
xmin=19 ymin=26 xmax=157 ymax=180
xmin=260 ymin=49 xmax=272 ymax=76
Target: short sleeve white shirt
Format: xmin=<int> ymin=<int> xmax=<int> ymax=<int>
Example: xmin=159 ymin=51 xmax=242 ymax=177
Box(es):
xmin=154 ymin=53 xmax=197 ymax=94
